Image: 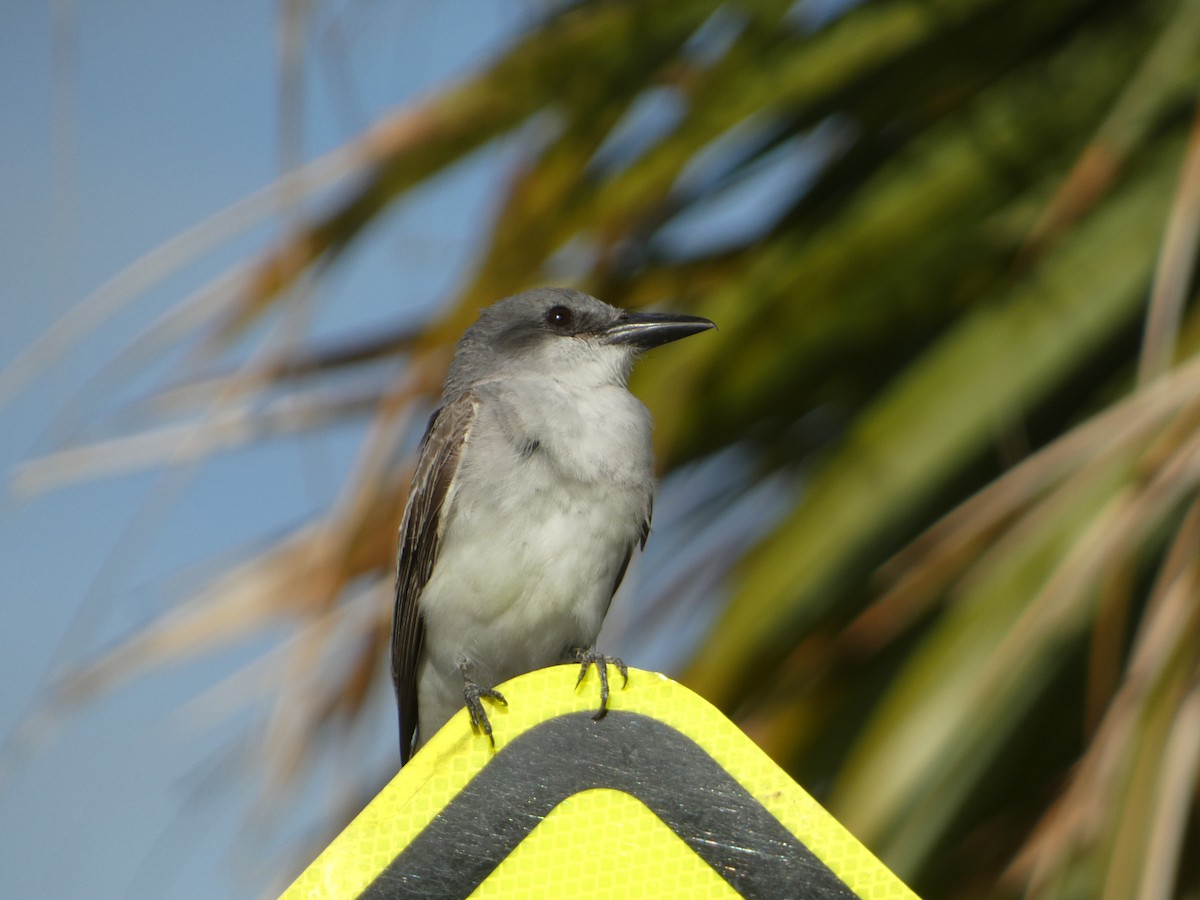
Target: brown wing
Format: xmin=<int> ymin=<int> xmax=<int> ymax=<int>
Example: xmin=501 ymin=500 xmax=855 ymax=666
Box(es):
xmin=392 ymin=392 xmax=478 ymax=765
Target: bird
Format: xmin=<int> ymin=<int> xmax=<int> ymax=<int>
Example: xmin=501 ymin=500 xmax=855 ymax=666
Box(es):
xmin=391 ymin=287 xmax=715 ymax=764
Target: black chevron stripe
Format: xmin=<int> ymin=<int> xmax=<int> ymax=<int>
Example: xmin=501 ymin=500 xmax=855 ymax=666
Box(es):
xmin=360 ymin=710 xmax=858 ymax=899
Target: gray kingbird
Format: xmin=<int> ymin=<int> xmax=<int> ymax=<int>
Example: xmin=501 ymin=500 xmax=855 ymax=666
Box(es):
xmin=391 ymin=287 xmax=715 ymax=764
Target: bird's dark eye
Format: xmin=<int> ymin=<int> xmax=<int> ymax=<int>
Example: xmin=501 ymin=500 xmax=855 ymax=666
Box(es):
xmin=545 ymin=305 xmax=574 ymax=329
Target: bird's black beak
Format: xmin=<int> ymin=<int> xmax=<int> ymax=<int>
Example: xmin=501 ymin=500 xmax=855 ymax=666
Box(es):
xmin=600 ymin=311 xmax=716 ymax=350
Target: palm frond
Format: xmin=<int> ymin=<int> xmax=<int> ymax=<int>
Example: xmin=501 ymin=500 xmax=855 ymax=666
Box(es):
xmin=12 ymin=1 xmax=1200 ymax=896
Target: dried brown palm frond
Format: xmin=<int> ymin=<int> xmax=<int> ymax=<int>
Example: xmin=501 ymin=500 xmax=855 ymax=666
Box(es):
xmin=10 ymin=0 xmax=1200 ymax=897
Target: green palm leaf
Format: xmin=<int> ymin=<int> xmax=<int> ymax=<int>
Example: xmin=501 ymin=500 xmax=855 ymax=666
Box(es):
xmin=11 ymin=0 xmax=1200 ymax=896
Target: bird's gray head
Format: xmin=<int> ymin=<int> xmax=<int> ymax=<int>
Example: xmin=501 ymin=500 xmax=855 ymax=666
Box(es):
xmin=443 ymin=287 xmax=714 ymax=397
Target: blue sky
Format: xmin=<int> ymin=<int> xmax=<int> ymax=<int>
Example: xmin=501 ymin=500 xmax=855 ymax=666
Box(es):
xmin=0 ymin=4 xmax=803 ymax=896
xmin=0 ymin=4 xmax=530 ymax=897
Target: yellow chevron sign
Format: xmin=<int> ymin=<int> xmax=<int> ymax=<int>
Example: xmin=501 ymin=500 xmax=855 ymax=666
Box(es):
xmin=281 ymin=666 xmax=919 ymax=899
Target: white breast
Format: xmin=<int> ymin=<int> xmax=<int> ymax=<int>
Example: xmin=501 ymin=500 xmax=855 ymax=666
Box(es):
xmin=415 ymin=377 xmax=654 ymax=740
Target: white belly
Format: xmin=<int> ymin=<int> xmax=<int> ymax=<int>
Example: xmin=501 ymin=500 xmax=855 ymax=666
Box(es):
xmin=415 ymin=382 xmax=652 ymax=741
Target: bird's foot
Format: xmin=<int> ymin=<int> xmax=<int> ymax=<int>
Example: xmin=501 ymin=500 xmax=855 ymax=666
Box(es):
xmin=571 ymin=647 xmax=629 ymax=720
xmin=461 ymin=668 xmax=507 ymax=746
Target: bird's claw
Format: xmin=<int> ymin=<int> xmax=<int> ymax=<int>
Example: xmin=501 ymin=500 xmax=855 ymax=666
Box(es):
xmin=463 ymin=678 xmax=507 ymax=746
xmin=572 ymin=648 xmax=628 ymax=720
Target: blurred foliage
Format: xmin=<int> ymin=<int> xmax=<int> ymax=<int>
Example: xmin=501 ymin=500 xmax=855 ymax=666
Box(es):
xmin=11 ymin=0 xmax=1200 ymax=896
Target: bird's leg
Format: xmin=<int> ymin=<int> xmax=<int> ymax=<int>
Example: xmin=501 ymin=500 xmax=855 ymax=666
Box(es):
xmin=571 ymin=647 xmax=629 ymax=720
xmin=459 ymin=662 xmax=507 ymax=745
